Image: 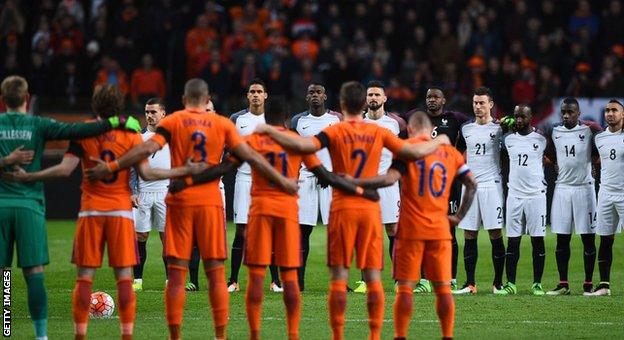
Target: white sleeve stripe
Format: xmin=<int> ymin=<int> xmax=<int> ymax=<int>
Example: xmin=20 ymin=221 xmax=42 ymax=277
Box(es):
xmin=457 ymin=164 xmax=470 ymax=175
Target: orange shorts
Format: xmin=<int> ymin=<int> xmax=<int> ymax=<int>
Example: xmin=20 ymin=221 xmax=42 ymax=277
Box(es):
xmin=327 ymin=209 xmax=383 ymax=270
xmin=392 ymin=239 xmax=451 ymax=282
xmin=165 ymin=205 xmax=226 ymax=261
xmin=244 ymin=215 xmax=301 ymax=268
xmin=72 ymin=215 xmax=138 ymax=268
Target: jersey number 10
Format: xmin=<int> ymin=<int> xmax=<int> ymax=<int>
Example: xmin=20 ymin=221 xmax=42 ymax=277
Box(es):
xmin=415 ymin=160 xmax=447 ymax=197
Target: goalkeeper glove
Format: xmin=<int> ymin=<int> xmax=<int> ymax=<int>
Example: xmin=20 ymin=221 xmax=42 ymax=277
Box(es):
xmin=500 ymin=115 xmax=516 ymax=131
xmin=108 ymin=115 xmax=141 ymax=133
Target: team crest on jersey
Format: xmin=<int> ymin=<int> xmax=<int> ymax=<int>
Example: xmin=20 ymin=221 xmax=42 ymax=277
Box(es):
xmin=441 ymin=118 xmax=448 ymax=126
xmin=489 ymin=132 xmax=496 ymax=139
xmin=579 ymin=134 xmax=585 ymax=141
xmin=533 ymin=143 xmax=539 ymax=150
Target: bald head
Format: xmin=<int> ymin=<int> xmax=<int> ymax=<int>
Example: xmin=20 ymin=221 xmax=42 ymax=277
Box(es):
xmin=183 ymin=78 xmax=210 ymax=107
xmin=407 ymin=111 xmax=433 ymax=137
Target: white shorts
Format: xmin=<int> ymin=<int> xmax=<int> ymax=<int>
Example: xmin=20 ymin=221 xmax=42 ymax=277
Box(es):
xmin=233 ymin=175 xmax=251 ymax=224
xmin=458 ymin=183 xmax=504 ymax=231
xmin=298 ymin=176 xmax=331 ymax=226
xmin=596 ymin=190 xmax=624 ymax=236
xmin=379 ymin=182 xmax=400 ymax=224
xmin=550 ymin=184 xmax=597 ymax=235
xmin=133 ymin=191 xmax=167 ymax=233
xmin=505 ymin=194 xmax=547 ymax=237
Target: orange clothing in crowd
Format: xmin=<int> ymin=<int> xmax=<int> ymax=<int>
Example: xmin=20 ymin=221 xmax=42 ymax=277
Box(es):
xmin=94 ymin=70 xmax=129 ymax=97
xmin=130 ymin=68 xmax=166 ymax=102
xmin=185 ymin=27 xmax=219 ymax=77
xmin=291 ymin=39 xmax=319 ymax=61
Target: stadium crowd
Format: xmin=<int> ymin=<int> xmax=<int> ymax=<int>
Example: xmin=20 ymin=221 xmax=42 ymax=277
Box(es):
xmin=0 ymin=0 xmax=623 ymax=115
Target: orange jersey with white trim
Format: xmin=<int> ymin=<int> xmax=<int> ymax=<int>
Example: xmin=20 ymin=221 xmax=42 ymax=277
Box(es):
xmin=395 ymin=136 xmax=470 ymax=240
xmin=246 ymin=129 xmax=321 ymax=220
xmin=312 ymin=120 xmax=405 ymax=211
xmin=150 ymin=109 xmax=243 ymax=207
xmin=66 ymin=128 xmax=143 ymax=211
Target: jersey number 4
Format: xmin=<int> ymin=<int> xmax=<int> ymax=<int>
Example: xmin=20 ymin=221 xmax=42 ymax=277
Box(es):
xmin=415 ymin=160 xmax=447 ymax=197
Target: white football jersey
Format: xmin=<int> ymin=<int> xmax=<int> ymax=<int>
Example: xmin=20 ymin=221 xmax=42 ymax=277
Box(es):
xmin=594 ymin=129 xmax=624 ymax=193
xmin=230 ymin=110 xmax=265 ymax=176
xmin=291 ymin=110 xmax=340 ymax=177
xmin=135 ymin=129 xmax=171 ymax=192
xmin=551 ymin=123 xmax=595 ymax=186
xmin=364 ymin=113 xmax=400 ymax=174
xmin=503 ymin=130 xmax=547 ymax=197
xmin=459 ymin=120 xmax=502 ymax=184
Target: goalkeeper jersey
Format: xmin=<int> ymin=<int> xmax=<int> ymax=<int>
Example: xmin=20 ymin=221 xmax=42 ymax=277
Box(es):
xmin=0 ymin=112 xmax=110 ymax=213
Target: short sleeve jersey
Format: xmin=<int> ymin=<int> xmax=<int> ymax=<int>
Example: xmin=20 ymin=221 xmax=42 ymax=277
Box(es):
xmin=291 ymin=110 xmax=341 ymax=177
xmin=593 ymin=128 xmax=624 ymax=193
xmin=503 ymin=130 xmax=547 ymax=197
xmin=246 ymin=129 xmax=321 ymax=220
xmin=457 ymin=120 xmax=503 ymax=184
xmin=313 ymin=120 xmax=405 ymax=212
xmin=151 ymin=109 xmax=243 ymax=206
xmin=393 ymin=137 xmax=470 ymax=240
xmin=550 ymin=121 xmax=600 ymax=186
xmin=364 ymin=113 xmax=405 ymax=174
xmin=66 ymin=129 xmax=144 ymax=212
xmin=230 ymin=109 xmax=265 ymax=176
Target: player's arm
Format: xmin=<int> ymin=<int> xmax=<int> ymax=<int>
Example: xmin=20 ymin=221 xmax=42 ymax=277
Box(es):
xmin=85 ymin=139 xmax=161 ymax=180
xmin=350 ymin=157 xmax=406 ymax=189
xmin=449 ymin=171 xmax=477 ymax=226
xmin=3 ymin=155 xmax=80 ymax=182
xmin=254 ymin=124 xmax=319 ymax=153
xmin=394 ymin=134 xmax=451 ymax=160
xmin=40 ymin=115 xmax=141 ymax=140
xmin=0 ymin=145 xmax=34 ymax=169
xmin=230 ymin=142 xmax=299 ymax=194
xmin=169 ymin=159 xmax=239 ymax=194
xmin=134 ymin=158 xmax=207 ymax=181
xmin=309 ymin=165 xmax=379 ymax=201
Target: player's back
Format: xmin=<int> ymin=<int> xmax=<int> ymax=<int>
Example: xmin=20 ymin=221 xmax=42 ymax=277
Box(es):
xmin=154 ymin=109 xmax=242 ymax=207
xmin=246 ymin=129 xmax=319 ymax=220
xmin=319 ymin=120 xmax=401 ymax=211
xmin=397 ymin=137 xmax=469 ymax=240
xmin=70 ymin=128 xmax=143 ymax=212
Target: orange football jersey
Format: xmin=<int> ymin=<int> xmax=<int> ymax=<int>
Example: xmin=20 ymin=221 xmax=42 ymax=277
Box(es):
xmin=312 ymin=120 xmax=405 ymax=211
xmin=66 ymin=128 xmax=143 ymax=211
xmin=246 ymin=129 xmax=321 ymax=220
xmin=150 ymin=109 xmax=243 ymax=207
xmin=395 ymin=136 xmax=470 ymax=240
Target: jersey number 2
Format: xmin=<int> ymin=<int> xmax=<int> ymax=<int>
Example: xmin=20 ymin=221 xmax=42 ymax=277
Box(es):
xmin=351 ymin=149 xmax=367 ymax=178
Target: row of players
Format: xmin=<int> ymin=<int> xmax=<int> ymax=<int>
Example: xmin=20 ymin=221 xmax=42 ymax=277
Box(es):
xmin=2 ymin=74 xmax=623 ymax=339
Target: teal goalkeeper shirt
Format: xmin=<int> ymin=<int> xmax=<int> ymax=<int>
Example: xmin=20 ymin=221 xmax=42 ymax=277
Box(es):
xmin=0 ymin=112 xmax=112 ymax=214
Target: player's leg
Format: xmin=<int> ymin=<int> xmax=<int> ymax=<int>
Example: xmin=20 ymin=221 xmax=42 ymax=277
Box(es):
xmin=186 ymin=245 xmax=200 ymax=291
xmin=297 ymin=177 xmax=320 ymax=291
xmin=132 ymin=192 xmax=151 ymax=291
xmin=327 ymin=212 xmax=356 ymax=340
xmin=381 ymin=183 xmax=400 ymax=260
xmin=482 ymin=184 xmax=506 ymax=292
xmin=587 ymin=192 xmax=620 ymax=296
xmin=269 ymin=264 xmax=283 ymax=292
xmin=158 ymin=231 xmax=167 ymax=279
xmin=571 ymin=185 xmax=597 ymax=293
xmin=245 ymin=264 xmax=266 ymax=340
xmin=527 ymin=194 xmax=547 ymax=295
xmin=455 ymin=185 xmax=480 ymax=295
xmin=548 ymin=186 xmax=572 ymax=295
xmin=392 ymin=238 xmax=422 ymax=340
xmin=107 ymin=216 xmax=140 ymax=339
xmin=500 ymin=195 xmax=524 ymax=295
xmin=274 ymin=217 xmax=302 ymax=339
xmin=358 ymin=211 xmax=385 ymax=340
xmin=580 ymin=233 xmax=596 ymax=293
xmin=153 ymin=191 xmax=168 ymax=281
xmin=488 ymin=229 xmax=505 ymax=292
xmin=70 ymin=216 xmax=104 ymax=339
xmin=197 ymin=206 xmax=230 ymax=339
xmin=10 ymin=208 xmax=50 ymax=340
xmin=425 ymin=241 xmax=455 ymax=340
xmin=449 ymin=182 xmax=462 ymax=290
xmin=231 ymin=178 xmax=251 ymax=291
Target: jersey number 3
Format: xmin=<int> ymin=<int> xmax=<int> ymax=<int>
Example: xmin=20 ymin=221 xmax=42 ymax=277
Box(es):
xmin=191 ymin=131 xmax=207 ymax=162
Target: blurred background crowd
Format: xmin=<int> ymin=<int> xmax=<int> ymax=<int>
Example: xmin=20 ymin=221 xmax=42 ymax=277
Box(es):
xmin=0 ymin=0 xmax=623 ymax=117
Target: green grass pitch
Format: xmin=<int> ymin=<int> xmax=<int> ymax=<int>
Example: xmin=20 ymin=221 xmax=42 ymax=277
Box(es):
xmin=6 ymin=220 xmax=624 ymax=339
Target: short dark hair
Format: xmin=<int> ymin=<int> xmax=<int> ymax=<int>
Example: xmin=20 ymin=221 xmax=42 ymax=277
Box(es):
xmin=408 ymin=111 xmax=433 ymax=130
xmin=91 ymin=84 xmax=124 ymax=118
xmin=367 ymin=80 xmax=385 ymax=90
xmin=265 ymin=98 xmax=287 ymax=126
xmin=0 ymin=75 xmax=28 ymax=109
xmin=339 ymin=81 xmax=366 ymax=114
xmin=427 ymin=85 xmax=445 ymax=93
xmin=184 ymin=78 xmax=209 ymax=105
xmin=247 ymin=78 xmax=267 ymax=93
xmin=473 ymin=86 xmax=493 ymax=101
xmin=145 ymin=97 xmax=166 ymax=112
xmin=608 ymin=99 xmax=624 ymax=109
xmin=562 ymin=97 xmax=580 ymax=108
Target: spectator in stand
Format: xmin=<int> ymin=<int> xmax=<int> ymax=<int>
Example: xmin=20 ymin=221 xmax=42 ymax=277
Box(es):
xmin=512 ymin=68 xmax=536 ymax=105
xmin=201 ymin=49 xmax=229 ymax=112
xmin=0 ymin=0 xmax=25 ymax=37
xmin=602 ymin=0 xmax=624 ymax=48
xmin=54 ymin=60 xmax=82 ymax=107
xmin=569 ymin=0 xmax=600 ymax=38
xmin=292 ymin=32 xmax=319 ymax=62
xmin=130 ymin=54 xmax=166 ymax=108
xmin=430 ymin=21 xmax=461 ymax=77
xmin=185 ymin=14 xmax=219 ymax=77
xmin=57 ymin=0 xmax=85 ymax=26
xmin=94 ymin=56 xmax=129 ymax=97
xmin=50 ymin=14 xmax=84 ymax=56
